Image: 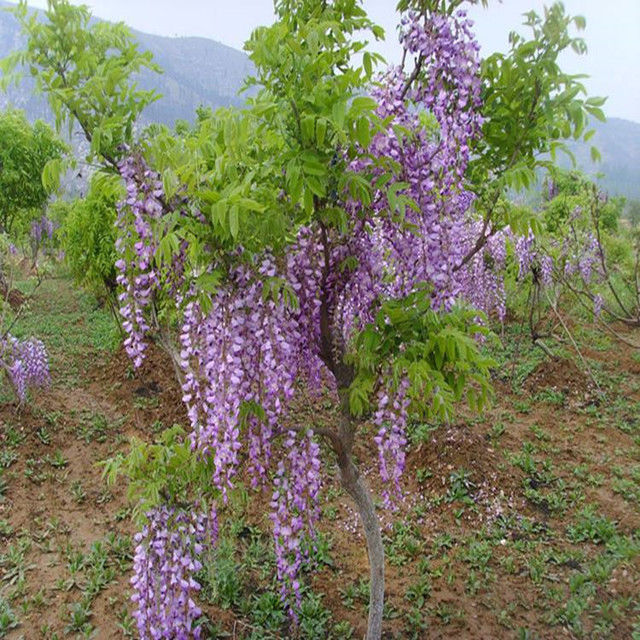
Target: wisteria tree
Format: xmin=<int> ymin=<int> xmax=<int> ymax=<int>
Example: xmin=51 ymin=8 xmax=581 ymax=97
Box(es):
xmin=4 ymin=0 xmax=601 ymax=637
xmin=0 ymin=235 xmax=50 ymax=402
xmin=0 ymin=109 xmax=58 ymax=403
xmin=515 ymin=170 xmax=640 ymax=351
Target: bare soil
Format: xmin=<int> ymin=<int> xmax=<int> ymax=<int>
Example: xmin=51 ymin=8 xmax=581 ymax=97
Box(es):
xmin=1 ymin=279 xmax=638 ymax=639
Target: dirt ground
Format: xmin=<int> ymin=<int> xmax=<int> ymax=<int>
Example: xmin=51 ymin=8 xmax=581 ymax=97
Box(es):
xmin=1 ymin=279 xmax=638 ymax=639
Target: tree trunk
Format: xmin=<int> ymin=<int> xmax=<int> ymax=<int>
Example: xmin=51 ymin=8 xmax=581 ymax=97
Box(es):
xmin=315 ymin=222 xmax=385 ymax=638
xmin=336 ymin=446 xmax=385 ymax=640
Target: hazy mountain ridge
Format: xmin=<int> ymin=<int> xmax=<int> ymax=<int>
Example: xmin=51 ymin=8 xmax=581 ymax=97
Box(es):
xmin=132 ymin=31 xmax=254 ymax=122
xmin=563 ymin=117 xmax=640 ymax=201
xmin=0 ymin=1 xmax=638 ymax=201
xmin=0 ymin=0 xmax=252 ymax=125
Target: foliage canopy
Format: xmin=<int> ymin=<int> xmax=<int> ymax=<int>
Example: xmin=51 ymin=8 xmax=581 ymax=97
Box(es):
xmin=0 ymin=109 xmax=65 ymax=233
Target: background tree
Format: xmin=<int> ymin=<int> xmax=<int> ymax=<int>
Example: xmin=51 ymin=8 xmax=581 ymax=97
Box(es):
xmin=626 ymin=199 xmax=640 ymax=228
xmin=463 ymin=2 xmax=604 ymax=262
xmin=56 ymin=171 xmax=123 ymax=305
xmin=0 ymin=109 xmax=65 ymax=234
xmin=516 ymin=173 xmax=640 ymax=341
xmin=542 ymin=169 xmax=624 ymax=233
xmin=1 ymin=0 xmax=160 ymax=171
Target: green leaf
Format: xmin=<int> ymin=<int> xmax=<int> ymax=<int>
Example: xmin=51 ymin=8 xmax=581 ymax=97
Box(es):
xmin=196 ymin=271 xmax=222 ymax=293
xmin=315 ymin=118 xmax=327 ymax=146
xmin=302 ymin=154 xmax=327 ymax=177
xmin=41 ymin=157 xmax=63 ymax=192
xmin=585 ymin=105 xmax=606 ymax=122
xmin=332 ymin=100 xmax=347 ymax=128
xmin=306 ymin=175 xmax=326 ymax=197
xmin=586 ymin=96 xmax=607 ymax=107
xmin=303 ymin=186 xmax=314 ymax=214
xmin=356 ymin=117 xmax=371 ymax=148
xmin=229 ymin=205 xmax=239 ymax=239
xmin=162 ymin=168 xmax=179 ymax=200
xmin=351 ymin=96 xmax=377 ymax=113
xmin=363 ymin=52 xmax=372 ymax=77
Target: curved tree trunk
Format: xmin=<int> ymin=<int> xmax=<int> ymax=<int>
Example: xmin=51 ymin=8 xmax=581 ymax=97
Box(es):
xmin=315 ymin=222 xmax=385 ymax=638
xmin=336 ymin=445 xmax=385 ymax=640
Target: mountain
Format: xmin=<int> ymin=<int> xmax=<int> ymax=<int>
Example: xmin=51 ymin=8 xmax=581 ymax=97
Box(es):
xmin=0 ymin=0 xmax=253 ymax=126
xmin=131 ymin=31 xmax=254 ymax=123
xmin=564 ymin=117 xmax=640 ymax=201
xmin=0 ymin=1 xmax=638 ymax=202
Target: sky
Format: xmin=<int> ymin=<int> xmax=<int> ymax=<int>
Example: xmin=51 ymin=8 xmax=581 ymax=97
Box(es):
xmin=17 ymin=0 xmax=640 ymax=122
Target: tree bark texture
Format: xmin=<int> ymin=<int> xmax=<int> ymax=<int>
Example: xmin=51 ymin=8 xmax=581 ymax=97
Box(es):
xmin=336 ymin=442 xmax=385 ymax=640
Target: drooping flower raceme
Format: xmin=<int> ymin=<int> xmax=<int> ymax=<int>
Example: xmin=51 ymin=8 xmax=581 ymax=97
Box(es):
xmin=30 ymin=214 xmax=55 ymax=245
xmin=178 ymin=254 xmax=325 ymax=500
xmin=0 ymin=334 xmax=50 ymax=402
xmin=593 ymin=293 xmax=604 ymax=317
xmin=329 ymin=8 xmax=497 ymax=498
xmin=373 ymin=379 xmax=410 ymax=507
xmin=115 ymin=155 xmax=165 ymax=368
xmin=540 ymin=255 xmax=554 ymax=287
xmin=270 ymin=429 xmax=322 ymax=607
xmin=131 ymin=505 xmax=216 ymax=640
xmin=514 ymin=205 xmax=604 ymax=304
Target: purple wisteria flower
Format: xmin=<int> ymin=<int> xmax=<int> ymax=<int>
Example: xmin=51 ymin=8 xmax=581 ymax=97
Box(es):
xmin=31 ymin=214 xmax=56 ymax=244
xmin=593 ymin=294 xmax=604 ymax=318
xmin=131 ymin=505 xmax=217 ymax=639
xmin=0 ymin=335 xmax=50 ymax=401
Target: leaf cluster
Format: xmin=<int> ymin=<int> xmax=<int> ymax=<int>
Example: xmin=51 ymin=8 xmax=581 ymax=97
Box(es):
xmin=58 ymin=171 xmax=123 ymax=296
xmin=347 ymin=291 xmax=496 ymax=421
xmin=543 ymin=170 xmax=623 ymax=234
xmin=0 ymin=109 xmax=65 ymax=233
xmin=134 ymin=1 xmax=391 ymax=296
xmin=101 ymin=425 xmax=217 ymax=523
xmin=469 ymin=2 xmax=606 ymax=219
xmin=242 ymin=0 xmax=386 ymax=224
xmin=1 ymin=0 xmax=160 ymax=167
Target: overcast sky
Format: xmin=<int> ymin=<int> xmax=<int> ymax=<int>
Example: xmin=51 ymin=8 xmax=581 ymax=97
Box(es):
xmin=17 ymin=0 xmax=640 ymax=122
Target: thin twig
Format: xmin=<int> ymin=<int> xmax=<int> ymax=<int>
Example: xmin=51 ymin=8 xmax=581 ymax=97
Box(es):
xmin=533 ymin=338 xmax=556 ymax=359
xmin=543 ymin=289 xmax=602 ymax=393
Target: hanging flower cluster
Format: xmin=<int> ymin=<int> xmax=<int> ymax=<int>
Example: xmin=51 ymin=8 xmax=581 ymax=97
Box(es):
xmin=540 ymin=255 xmax=554 ymax=287
xmin=512 ymin=201 xmax=612 ymax=323
xmin=460 ymin=228 xmax=508 ymax=321
xmin=564 ymin=231 xmax=600 ymax=282
xmin=131 ymin=505 xmax=216 ymax=639
xmin=173 ymin=248 xmax=329 ymax=613
xmin=115 ymin=155 xmax=164 ymax=368
xmin=514 ymin=208 xmax=603 ymax=293
xmin=270 ymin=429 xmax=322 ymax=608
xmin=593 ymin=293 xmax=604 ymax=318
xmin=0 ymin=334 xmax=50 ymax=401
xmin=179 ymin=254 xmax=324 ymax=494
xmin=515 ymin=231 xmax=537 ymax=280
xmin=372 ymin=378 xmax=410 ymax=507
xmin=399 ymin=9 xmax=483 ymax=180
xmin=329 ymin=8 xmax=492 ymax=495
xmin=30 ymin=214 xmax=55 ymax=244
xmin=336 ymin=8 xmax=485 ymax=332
